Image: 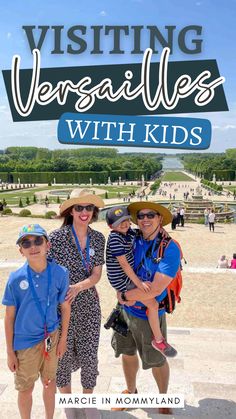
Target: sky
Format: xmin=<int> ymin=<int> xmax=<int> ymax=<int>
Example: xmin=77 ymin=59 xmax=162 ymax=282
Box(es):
xmin=0 ymin=0 xmax=236 ymax=154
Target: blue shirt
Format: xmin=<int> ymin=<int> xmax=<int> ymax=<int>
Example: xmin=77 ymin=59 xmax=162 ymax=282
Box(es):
xmin=2 ymin=259 xmax=69 ymax=350
xmin=124 ymin=235 xmax=180 ymax=319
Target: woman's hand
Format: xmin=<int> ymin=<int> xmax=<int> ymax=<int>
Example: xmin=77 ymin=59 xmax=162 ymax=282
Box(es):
xmin=65 ymin=283 xmax=82 ymax=303
xmin=56 ymin=337 xmax=67 ymax=358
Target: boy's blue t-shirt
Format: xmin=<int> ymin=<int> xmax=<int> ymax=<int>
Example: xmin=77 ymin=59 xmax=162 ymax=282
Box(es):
xmin=124 ymin=236 xmax=180 ymax=319
xmin=2 ymin=259 xmax=69 ymax=350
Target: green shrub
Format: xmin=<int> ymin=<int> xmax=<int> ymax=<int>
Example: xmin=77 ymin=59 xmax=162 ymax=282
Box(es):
xmin=57 ymin=196 xmax=60 ymax=204
xmin=26 ymin=197 xmax=30 ymax=205
xmin=45 ymin=211 xmax=57 ymax=219
xmin=19 ymin=209 xmax=31 ymax=217
xmin=19 ymin=198 xmax=23 ymax=208
xmin=33 ymin=194 xmax=37 ymax=203
xmin=2 ymin=208 xmax=12 ymax=215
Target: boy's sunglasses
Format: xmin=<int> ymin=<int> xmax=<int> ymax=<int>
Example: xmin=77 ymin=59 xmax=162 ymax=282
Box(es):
xmin=73 ymin=204 xmax=95 ymax=212
xmin=137 ymin=211 xmax=160 ymax=220
xmin=20 ymin=236 xmax=45 ymax=249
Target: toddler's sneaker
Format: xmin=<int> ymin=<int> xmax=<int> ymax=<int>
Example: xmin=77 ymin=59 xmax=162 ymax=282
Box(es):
xmin=151 ymin=338 xmax=177 ymax=358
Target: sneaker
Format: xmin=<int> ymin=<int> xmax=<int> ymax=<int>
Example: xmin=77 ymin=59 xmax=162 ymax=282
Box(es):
xmin=111 ymin=388 xmax=138 ymax=411
xmin=151 ymin=338 xmax=177 ymax=358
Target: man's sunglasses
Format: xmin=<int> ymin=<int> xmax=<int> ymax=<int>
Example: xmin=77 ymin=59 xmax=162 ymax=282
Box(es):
xmin=20 ymin=236 xmax=45 ymax=249
xmin=74 ymin=204 xmax=95 ymax=212
xmin=137 ymin=211 xmax=160 ymax=220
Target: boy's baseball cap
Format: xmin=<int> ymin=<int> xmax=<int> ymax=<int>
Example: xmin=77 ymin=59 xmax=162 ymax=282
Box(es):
xmin=106 ymin=206 xmax=131 ymax=228
xmin=16 ymin=224 xmax=49 ymax=245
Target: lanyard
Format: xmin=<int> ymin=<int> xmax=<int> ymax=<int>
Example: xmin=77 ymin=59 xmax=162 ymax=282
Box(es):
xmin=27 ymin=264 xmax=51 ymax=336
xmin=71 ymin=225 xmax=90 ymax=274
xmin=137 ymin=234 xmax=162 ymax=280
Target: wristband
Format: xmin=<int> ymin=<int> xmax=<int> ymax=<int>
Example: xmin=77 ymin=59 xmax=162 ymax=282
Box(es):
xmin=121 ymin=291 xmax=128 ymax=302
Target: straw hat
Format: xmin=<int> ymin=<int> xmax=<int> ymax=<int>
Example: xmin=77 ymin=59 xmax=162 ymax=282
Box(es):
xmin=128 ymin=201 xmax=172 ymax=226
xmin=60 ymin=189 xmax=105 ymax=215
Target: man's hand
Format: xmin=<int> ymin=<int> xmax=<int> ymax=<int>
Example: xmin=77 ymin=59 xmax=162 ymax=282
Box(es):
xmin=117 ymin=291 xmax=135 ymax=306
xmin=56 ymin=337 xmax=67 ymax=358
xmin=137 ymin=281 xmax=152 ymax=293
xmin=7 ymin=351 xmax=18 ymax=372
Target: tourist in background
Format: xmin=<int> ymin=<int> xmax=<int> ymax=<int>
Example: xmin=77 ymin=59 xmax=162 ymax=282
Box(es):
xmin=208 ymin=209 xmax=216 ymax=232
xmin=230 ymin=254 xmax=236 ymax=269
xmin=217 ymin=255 xmax=229 ymax=269
xmin=204 ymin=207 xmax=209 ymax=226
xmin=180 ymin=207 xmax=185 ymax=227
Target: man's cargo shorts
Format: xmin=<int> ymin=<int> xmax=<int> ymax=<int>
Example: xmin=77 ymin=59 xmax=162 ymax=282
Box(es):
xmin=111 ymin=308 xmax=167 ymax=369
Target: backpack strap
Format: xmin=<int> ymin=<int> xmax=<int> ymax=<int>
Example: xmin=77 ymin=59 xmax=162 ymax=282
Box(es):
xmin=156 ymin=236 xmax=172 ymax=262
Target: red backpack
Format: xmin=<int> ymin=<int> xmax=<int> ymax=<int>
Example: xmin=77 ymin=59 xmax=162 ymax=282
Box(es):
xmin=156 ymin=237 xmax=185 ymax=313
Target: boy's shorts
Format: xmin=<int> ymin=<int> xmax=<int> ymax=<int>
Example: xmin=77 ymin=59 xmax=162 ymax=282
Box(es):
xmin=15 ymin=329 xmax=59 ymax=391
xmin=111 ymin=308 xmax=167 ymax=369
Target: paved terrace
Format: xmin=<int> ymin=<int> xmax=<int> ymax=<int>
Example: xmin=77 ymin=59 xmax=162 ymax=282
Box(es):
xmin=0 ymin=320 xmax=236 ymax=418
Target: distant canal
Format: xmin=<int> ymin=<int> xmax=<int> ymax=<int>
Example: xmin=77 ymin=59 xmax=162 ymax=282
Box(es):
xmin=162 ymin=156 xmax=184 ymax=170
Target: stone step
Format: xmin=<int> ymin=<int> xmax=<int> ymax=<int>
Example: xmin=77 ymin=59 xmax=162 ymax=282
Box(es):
xmin=0 ymin=321 xmax=236 ymax=418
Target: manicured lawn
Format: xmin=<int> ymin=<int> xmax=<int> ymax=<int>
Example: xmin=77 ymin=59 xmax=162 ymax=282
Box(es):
xmin=0 ymin=184 xmax=138 ymax=206
xmin=224 ymin=186 xmax=236 ymax=193
xmin=161 ymin=171 xmax=195 ymax=181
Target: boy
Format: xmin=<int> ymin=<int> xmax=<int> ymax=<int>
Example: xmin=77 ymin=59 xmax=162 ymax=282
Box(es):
xmin=106 ymin=206 xmax=176 ymax=357
xmin=2 ymin=224 xmax=71 ymax=419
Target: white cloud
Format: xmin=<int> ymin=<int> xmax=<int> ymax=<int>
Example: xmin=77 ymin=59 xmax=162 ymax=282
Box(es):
xmin=99 ymin=11 xmax=107 ymax=16
xmin=213 ymin=124 xmax=236 ymax=130
xmin=7 ymin=32 xmax=11 ymax=39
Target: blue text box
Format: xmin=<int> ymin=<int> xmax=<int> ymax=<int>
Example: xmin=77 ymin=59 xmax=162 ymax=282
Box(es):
xmin=58 ymin=113 xmax=211 ymax=150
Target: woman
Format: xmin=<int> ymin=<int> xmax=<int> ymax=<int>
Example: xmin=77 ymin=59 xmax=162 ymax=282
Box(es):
xmin=217 ymin=255 xmax=229 ymax=269
xmin=230 ymin=253 xmax=236 ymax=269
xmin=48 ymin=189 xmax=105 ymax=403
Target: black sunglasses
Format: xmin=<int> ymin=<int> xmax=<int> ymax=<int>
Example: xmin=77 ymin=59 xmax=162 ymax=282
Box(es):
xmin=20 ymin=236 xmax=45 ymax=249
xmin=137 ymin=211 xmax=160 ymax=220
xmin=74 ymin=204 xmax=95 ymax=212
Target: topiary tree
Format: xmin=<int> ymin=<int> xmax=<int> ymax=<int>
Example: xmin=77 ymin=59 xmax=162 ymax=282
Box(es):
xmin=105 ymin=191 xmax=109 ymax=199
xmin=45 ymin=211 xmax=57 ymax=219
xmin=57 ymin=196 xmax=60 ymax=204
xmin=33 ymin=194 xmax=37 ymax=203
xmin=2 ymin=208 xmax=12 ymax=215
xmin=26 ymin=197 xmax=30 ymax=205
xmin=19 ymin=209 xmax=31 ymax=217
xmin=19 ymin=198 xmax=23 ymax=208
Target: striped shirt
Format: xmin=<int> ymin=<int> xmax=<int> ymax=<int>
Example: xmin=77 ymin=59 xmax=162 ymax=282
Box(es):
xmin=106 ymin=228 xmax=135 ymax=292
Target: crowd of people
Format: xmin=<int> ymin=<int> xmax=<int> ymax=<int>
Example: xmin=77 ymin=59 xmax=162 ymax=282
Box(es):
xmin=2 ymin=189 xmax=181 ymax=419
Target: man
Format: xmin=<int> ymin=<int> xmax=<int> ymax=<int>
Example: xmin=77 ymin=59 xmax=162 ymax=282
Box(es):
xmin=111 ymin=202 xmax=180 ymax=415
